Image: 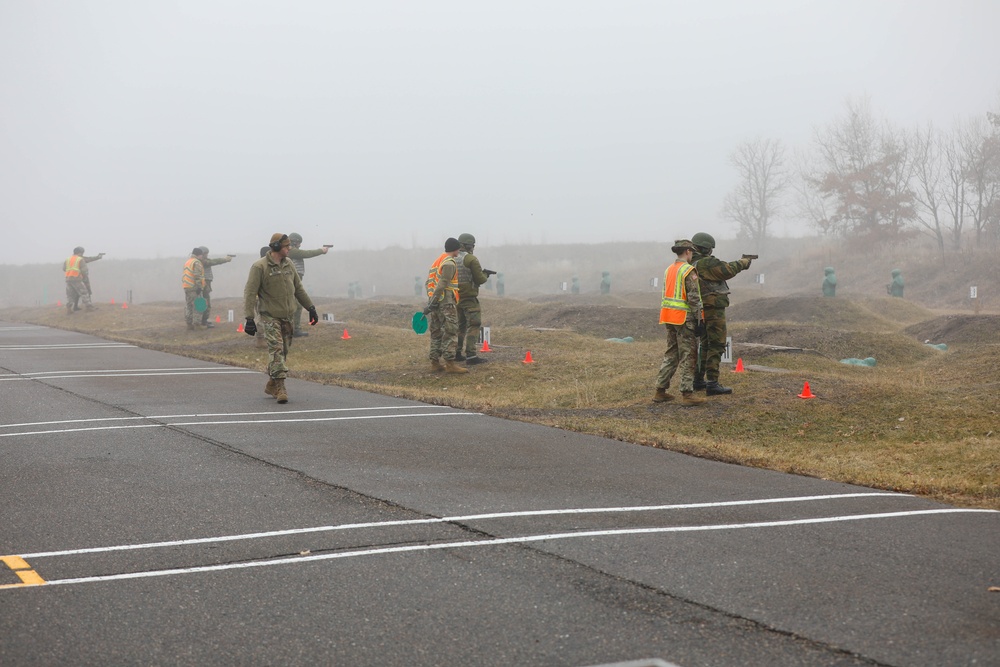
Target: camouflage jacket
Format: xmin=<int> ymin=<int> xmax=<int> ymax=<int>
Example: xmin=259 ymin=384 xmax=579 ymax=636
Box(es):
xmin=691 ymin=251 xmax=749 ymax=309
xmin=288 ymin=247 xmax=325 ymax=277
xmin=455 ymin=251 xmax=489 ymax=300
xmin=244 ymin=254 xmax=314 ymax=320
xmin=201 ymin=255 xmax=232 ymax=282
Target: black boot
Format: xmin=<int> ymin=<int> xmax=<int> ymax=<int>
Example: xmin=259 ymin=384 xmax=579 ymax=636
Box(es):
xmin=454 ymin=352 xmax=466 ymax=361
xmin=693 ymin=377 xmax=707 ymax=391
xmin=705 ymin=381 xmax=732 ymax=396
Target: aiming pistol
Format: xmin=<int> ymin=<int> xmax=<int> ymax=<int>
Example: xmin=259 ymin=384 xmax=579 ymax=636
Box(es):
xmin=742 ymin=254 xmax=759 ymax=260
xmin=323 ymin=244 xmax=334 ymax=248
xmin=483 ymin=268 xmax=497 ymax=277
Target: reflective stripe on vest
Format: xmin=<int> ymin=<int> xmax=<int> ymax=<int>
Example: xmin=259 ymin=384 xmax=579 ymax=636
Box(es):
xmin=659 ymin=261 xmax=694 ymax=325
xmin=64 ymin=255 xmax=82 ymax=278
xmin=182 ymin=257 xmax=202 ymax=290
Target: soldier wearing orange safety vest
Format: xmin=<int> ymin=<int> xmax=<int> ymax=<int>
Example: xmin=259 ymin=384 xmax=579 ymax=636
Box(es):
xmin=653 ymin=240 xmax=706 ymax=406
xmin=63 ymin=246 xmax=100 ymax=314
xmin=182 ymin=247 xmax=207 ymax=330
xmin=422 ymin=238 xmax=467 ymax=374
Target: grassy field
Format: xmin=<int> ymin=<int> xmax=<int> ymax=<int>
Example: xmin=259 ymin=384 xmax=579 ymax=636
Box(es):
xmin=4 ymin=293 xmax=998 ymax=510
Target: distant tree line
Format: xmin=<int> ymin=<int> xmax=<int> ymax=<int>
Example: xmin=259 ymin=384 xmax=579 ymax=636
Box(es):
xmin=721 ymin=96 xmax=1000 ymax=255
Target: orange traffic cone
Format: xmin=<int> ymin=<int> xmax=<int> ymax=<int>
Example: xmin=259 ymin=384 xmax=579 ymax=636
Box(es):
xmin=215 ymin=315 xmax=221 ymax=323
xmin=523 ymin=350 xmax=534 ymax=364
xmin=733 ymin=358 xmax=745 ymax=373
xmin=480 ymin=339 xmax=491 ymax=352
xmin=110 ymin=298 xmax=115 ymax=304
xmin=237 ymin=322 xmax=244 ymax=332
xmin=798 ymin=381 xmax=816 ymax=399
xmin=57 ymin=300 xmax=62 ymax=307
xmin=341 ymin=329 xmax=351 ymax=340
xmin=122 ymin=301 xmax=128 ymax=309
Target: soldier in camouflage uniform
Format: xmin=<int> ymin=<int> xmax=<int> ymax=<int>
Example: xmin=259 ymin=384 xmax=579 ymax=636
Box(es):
xmin=182 ymin=247 xmax=206 ymax=330
xmin=63 ymin=247 xmax=101 ymax=313
xmin=690 ymin=232 xmax=752 ymax=396
xmin=653 ymin=240 xmax=705 ymax=406
xmin=423 ymin=238 xmax=467 ymax=374
xmin=453 ymin=233 xmax=494 ymax=365
xmin=243 ymin=233 xmax=319 ymax=403
xmin=197 ymin=247 xmax=234 ymax=328
xmin=287 ymin=233 xmax=329 ymax=337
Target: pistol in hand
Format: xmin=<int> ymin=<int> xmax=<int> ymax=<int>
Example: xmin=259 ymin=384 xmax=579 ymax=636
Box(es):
xmin=483 ymin=269 xmax=497 ymax=277
xmin=741 ymin=254 xmax=759 ymax=260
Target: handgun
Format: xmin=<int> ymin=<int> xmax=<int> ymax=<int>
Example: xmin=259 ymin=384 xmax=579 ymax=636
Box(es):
xmin=742 ymin=254 xmax=759 ymax=260
xmin=483 ymin=269 xmax=497 ymax=277
xmin=323 ymin=244 xmax=334 ymax=248
xmin=227 ymin=254 xmax=236 ymax=258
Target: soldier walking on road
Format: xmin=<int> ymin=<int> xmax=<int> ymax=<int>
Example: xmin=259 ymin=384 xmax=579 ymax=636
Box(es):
xmin=63 ymin=246 xmax=101 ymax=314
xmin=454 ymin=233 xmax=494 ymax=365
xmin=287 ymin=232 xmax=329 ymax=337
xmin=243 ymin=234 xmax=319 ymax=404
xmin=653 ymin=240 xmax=705 ymax=406
xmin=182 ymin=247 xmax=206 ymax=330
xmin=424 ymin=238 xmax=468 ymax=374
xmin=197 ymin=247 xmax=234 ymax=328
xmin=691 ymin=232 xmax=752 ymax=396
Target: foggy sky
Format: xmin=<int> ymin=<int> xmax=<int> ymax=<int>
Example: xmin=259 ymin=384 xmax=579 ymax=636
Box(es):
xmin=2 ymin=0 xmax=998 ymax=265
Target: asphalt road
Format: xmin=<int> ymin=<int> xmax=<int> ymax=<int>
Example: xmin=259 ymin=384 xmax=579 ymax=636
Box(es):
xmin=1 ymin=322 xmax=997 ymax=667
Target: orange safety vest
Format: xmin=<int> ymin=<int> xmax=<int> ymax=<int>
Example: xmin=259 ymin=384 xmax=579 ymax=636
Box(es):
xmin=659 ymin=260 xmax=696 ymax=325
xmin=182 ymin=257 xmax=204 ymax=290
xmin=426 ymin=253 xmax=460 ymax=303
xmin=64 ymin=255 xmax=83 ymax=278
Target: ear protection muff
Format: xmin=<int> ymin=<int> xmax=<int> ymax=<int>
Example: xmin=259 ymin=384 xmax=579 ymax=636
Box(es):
xmin=269 ymin=234 xmax=289 ymax=252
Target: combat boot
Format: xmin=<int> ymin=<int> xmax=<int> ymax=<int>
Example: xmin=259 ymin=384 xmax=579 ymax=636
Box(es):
xmin=681 ymin=392 xmax=706 ymax=406
xmin=274 ymin=378 xmax=288 ymax=404
xmin=652 ymin=388 xmax=674 ymax=403
xmin=465 ymin=355 xmax=487 ymax=365
xmin=265 ymin=378 xmax=278 ymax=398
xmin=454 ymin=352 xmax=466 ymax=361
xmin=705 ymin=381 xmax=733 ymax=396
xmin=186 ymin=322 xmax=196 ymax=331
xmin=444 ymin=360 xmax=469 ymax=374
xmin=430 ymin=359 xmax=445 ymax=372
xmin=692 ymin=377 xmax=707 ymax=391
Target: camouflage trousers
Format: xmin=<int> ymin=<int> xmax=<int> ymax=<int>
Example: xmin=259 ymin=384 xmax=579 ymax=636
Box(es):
xmin=456 ymin=297 xmax=482 ymax=358
xmin=261 ymin=315 xmax=294 ymax=379
xmin=696 ymin=306 xmax=728 ymax=383
xmin=184 ymin=289 xmax=200 ymax=325
xmin=655 ymin=320 xmax=698 ymax=393
xmin=200 ymin=281 xmax=213 ymax=324
xmin=66 ymin=280 xmax=92 ymax=311
xmin=428 ymin=302 xmax=459 ymax=362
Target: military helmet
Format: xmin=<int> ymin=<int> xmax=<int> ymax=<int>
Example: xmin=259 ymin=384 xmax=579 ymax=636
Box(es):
xmin=288 ymin=232 xmax=303 ymax=244
xmin=73 ymin=246 xmax=85 ymax=255
xmin=198 ymin=246 xmax=209 ymax=255
xmin=691 ymin=232 xmax=715 ymax=250
xmin=458 ymin=233 xmax=476 ymax=247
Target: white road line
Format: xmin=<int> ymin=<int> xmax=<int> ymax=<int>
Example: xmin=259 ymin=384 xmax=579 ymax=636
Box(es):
xmin=0 ymin=327 xmax=45 ymax=332
xmin=1 ymin=405 xmax=454 ymax=430
xmin=0 ymin=344 xmax=134 ymax=350
xmin=18 ymin=493 xmax=923 ymax=559
xmin=0 ymin=370 xmax=256 ymax=382
xmin=27 ymin=509 xmax=999 ymax=588
xmin=1 ymin=367 xmax=229 ymax=377
xmin=0 ymin=411 xmax=479 ymax=438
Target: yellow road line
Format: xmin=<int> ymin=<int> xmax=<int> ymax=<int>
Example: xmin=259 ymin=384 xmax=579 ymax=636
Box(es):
xmin=0 ymin=555 xmax=46 ymax=588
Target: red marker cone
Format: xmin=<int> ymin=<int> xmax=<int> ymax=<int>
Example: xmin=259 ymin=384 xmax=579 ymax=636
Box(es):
xmin=733 ymin=358 xmax=745 ymax=373
xmin=57 ymin=300 xmax=62 ymax=307
xmin=122 ymin=301 xmax=128 ymax=309
xmin=798 ymin=381 xmax=816 ymax=399
xmin=523 ymin=350 xmax=534 ymax=364
xmin=110 ymin=298 xmax=115 ymax=304
xmin=215 ymin=315 xmax=221 ymax=323
xmin=237 ymin=322 xmax=244 ymax=332
xmin=341 ymin=329 xmax=351 ymax=340
xmin=480 ymin=339 xmax=491 ymax=352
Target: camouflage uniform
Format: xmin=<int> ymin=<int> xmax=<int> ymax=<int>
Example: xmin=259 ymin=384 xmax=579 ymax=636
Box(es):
xmin=288 ymin=245 xmax=327 ymax=334
xmin=244 ymin=252 xmax=315 ymax=380
xmin=426 ymin=253 xmax=460 ymax=364
xmin=182 ymin=253 xmax=206 ymax=328
xmin=655 ymin=263 xmax=703 ymax=393
xmin=455 ymin=248 xmax=489 ymax=361
xmin=64 ymin=252 xmax=99 ymax=312
xmin=199 ymin=251 xmax=233 ymax=326
xmin=692 ymin=250 xmax=751 ymax=384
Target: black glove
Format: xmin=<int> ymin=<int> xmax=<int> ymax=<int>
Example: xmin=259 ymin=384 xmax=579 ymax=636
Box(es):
xmin=694 ymin=320 xmax=706 ymax=336
xmin=244 ymin=318 xmax=257 ymax=336
xmin=307 ymin=306 xmax=319 ymax=326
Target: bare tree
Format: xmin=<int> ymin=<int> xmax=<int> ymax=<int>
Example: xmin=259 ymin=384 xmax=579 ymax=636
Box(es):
xmin=808 ymin=97 xmax=918 ymax=244
xmin=941 ymin=124 xmax=968 ymax=251
xmin=960 ymin=115 xmax=1000 ymax=248
xmin=909 ymin=124 xmax=946 ymax=254
xmin=791 ymin=148 xmax=835 ymax=236
xmin=720 ymin=138 xmax=788 ymax=252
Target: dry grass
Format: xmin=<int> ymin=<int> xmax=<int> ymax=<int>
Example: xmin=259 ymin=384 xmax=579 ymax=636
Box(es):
xmin=4 ymin=294 xmax=998 ymax=509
